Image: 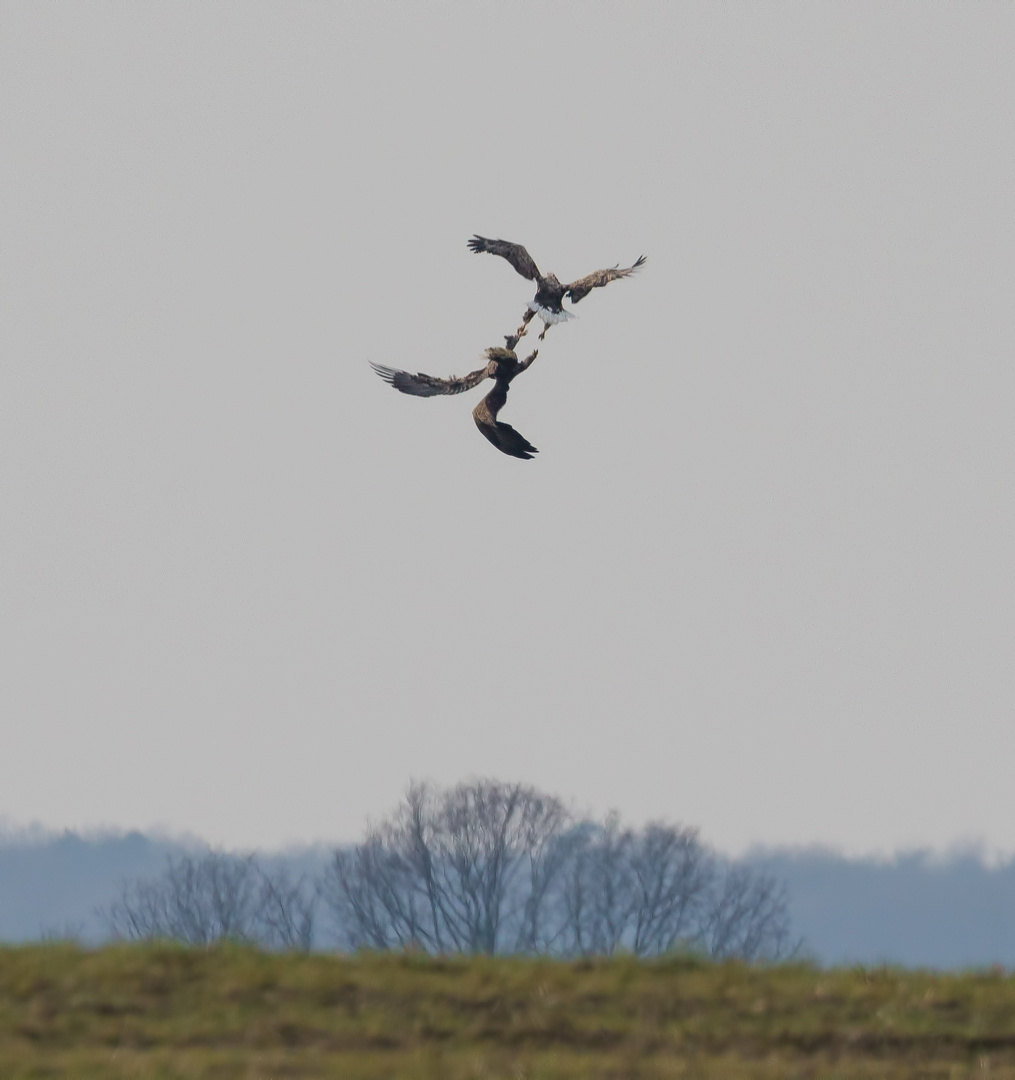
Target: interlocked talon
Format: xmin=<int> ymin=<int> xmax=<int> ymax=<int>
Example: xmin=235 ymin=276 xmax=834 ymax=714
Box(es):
xmin=513 ymin=309 xmax=536 ymax=342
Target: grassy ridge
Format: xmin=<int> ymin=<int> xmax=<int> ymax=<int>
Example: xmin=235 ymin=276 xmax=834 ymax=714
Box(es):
xmin=1 ymin=945 xmax=1014 ymax=1078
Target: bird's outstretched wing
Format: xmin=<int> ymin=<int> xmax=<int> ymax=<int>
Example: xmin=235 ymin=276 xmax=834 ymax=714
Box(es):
xmin=565 ymin=255 xmax=646 ymax=304
xmin=467 ymin=235 xmax=541 ymax=281
xmin=370 ymin=361 xmax=491 ymax=397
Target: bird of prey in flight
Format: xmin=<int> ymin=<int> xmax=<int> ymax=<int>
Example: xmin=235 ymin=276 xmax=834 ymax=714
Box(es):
xmin=468 ymin=235 xmax=646 ymax=341
xmin=371 ymin=346 xmax=539 ymax=460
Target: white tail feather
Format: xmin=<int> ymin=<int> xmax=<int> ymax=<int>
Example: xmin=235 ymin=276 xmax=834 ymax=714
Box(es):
xmin=528 ymin=300 xmax=575 ymax=325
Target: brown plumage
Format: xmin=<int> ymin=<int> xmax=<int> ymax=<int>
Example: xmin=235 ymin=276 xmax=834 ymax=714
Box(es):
xmin=470 ymin=348 xmax=539 ymax=460
xmin=370 ymin=347 xmax=539 ymax=460
xmin=468 ymin=235 xmax=646 ymax=340
xmin=369 ymin=362 xmax=490 ymax=397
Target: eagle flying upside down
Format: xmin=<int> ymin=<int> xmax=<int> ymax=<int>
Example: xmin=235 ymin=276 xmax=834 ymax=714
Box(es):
xmin=370 ymin=347 xmax=539 ymax=460
xmin=468 ymin=235 xmax=646 ymax=340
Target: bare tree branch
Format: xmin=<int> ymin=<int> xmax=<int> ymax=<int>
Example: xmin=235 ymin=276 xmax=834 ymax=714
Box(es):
xmin=705 ymin=863 xmax=794 ymax=961
xmin=103 ymin=851 xmax=319 ymax=950
xmin=319 ymin=779 xmax=571 ymax=955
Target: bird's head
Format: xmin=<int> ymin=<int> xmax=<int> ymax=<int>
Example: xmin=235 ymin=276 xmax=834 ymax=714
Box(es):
xmin=484 ymin=347 xmax=514 ymax=364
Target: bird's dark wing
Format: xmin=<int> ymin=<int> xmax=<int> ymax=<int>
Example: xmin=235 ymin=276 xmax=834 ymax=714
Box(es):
xmin=472 ymin=382 xmax=538 ymax=459
xmin=474 ymin=415 xmax=539 ymax=459
xmin=467 ymin=235 xmax=541 ymax=281
xmin=370 ymin=361 xmax=491 ymax=397
xmin=564 ymin=255 xmax=646 ymax=304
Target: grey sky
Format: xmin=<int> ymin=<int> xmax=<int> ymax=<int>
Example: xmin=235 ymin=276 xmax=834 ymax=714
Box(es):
xmin=2 ymin=3 xmax=1012 ymax=856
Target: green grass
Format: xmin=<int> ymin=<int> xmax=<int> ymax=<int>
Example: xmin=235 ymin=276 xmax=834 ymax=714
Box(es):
xmin=1 ymin=945 xmax=1014 ymax=1078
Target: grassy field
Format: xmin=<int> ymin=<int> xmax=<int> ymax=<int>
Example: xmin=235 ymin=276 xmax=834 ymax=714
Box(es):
xmin=1 ymin=945 xmax=1014 ymax=1079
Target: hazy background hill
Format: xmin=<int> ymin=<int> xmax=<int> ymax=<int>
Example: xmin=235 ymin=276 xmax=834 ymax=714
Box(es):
xmin=2 ymin=830 xmax=1014 ymax=967
xmin=0 ymin=830 xmax=185 ymax=941
xmin=0 ymin=830 xmax=320 ymax=942
xmin=748 ymin=848 xmax=1015 ymax=968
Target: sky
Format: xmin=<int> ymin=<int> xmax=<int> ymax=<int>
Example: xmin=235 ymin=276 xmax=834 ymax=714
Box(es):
xmin=2 ymin=3 xmax=1013 ymax=858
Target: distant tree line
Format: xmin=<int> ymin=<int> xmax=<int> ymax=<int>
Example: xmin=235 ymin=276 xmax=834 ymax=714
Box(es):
xmin=104 ymin=780 xmax=795 ymax=960
xmin=104 ymin=852 xmax=317 ymax=951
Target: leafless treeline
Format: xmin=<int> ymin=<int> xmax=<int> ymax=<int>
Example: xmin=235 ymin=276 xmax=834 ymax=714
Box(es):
xmin=321 ymin=781 xmax=794 ymax=960
xmin=104 ymin=853 xmax=316 ymax=950
xmin=104 ymin=780 xmax=795 ymax=960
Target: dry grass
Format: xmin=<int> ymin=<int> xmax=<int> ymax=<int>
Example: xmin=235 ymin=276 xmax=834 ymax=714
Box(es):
xmin=1 ymin=944 xmax=1014 ymax=1078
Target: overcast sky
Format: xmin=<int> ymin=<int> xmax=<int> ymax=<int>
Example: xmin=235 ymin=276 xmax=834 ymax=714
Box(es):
xmin=2 ymin=3 xmax=1012 ymax=857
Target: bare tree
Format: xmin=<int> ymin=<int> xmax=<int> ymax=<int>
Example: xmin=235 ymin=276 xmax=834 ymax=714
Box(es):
xmin=105 ymin=873 xmax=172 ymax=942
xmin=323 ymin=834 xmax=435 ymax=951
xmin=255 ymin=865 xmax=317 ymax=951
xmin=704 ymin=863 xmax=794 ymax=961
xmin=103 ymin=851 xmax=318 ymax=950
xmin=104 ymin=852 xmax=260 ymax=944
xmin=559 ymin=815 xmax=636 ymax=956
xmin=430 ymin=779 xmax=570 ymax=953
xmin=629 ymin=823 xmax=715 ymax=955
xmin=321 ymin=779 xmax=571 ymax=955
xmin=556 ymin=817 xmax=716 ymax=957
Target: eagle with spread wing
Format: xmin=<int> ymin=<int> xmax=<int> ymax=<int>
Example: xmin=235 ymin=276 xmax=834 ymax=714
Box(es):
xmin=371 ymin=346 xmax=539 ymax=460
xmin=468 ymin=235 xmax=646 ymax=340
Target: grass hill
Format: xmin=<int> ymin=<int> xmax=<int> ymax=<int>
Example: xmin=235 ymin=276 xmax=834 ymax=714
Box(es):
xmin=1 ymin=945 xmax=1013 ymax=1078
